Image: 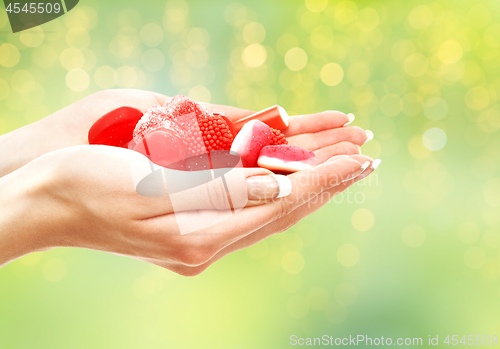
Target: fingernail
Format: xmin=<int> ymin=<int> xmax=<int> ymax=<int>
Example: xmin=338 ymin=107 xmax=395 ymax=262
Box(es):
xmin=343 ymin=113 xmax=355 ymax=126
xmin=246 ymin=174 xmax=292 ymax=200
xmin=371 ymin=159 xmax=382 ymax=170
xmin=342 ymin=161 xmax=370 ymax=182
xmin=271 ymin=174 xmax=292 ymax=198
xmin=364 ymin=130 xmax=374 ymax=144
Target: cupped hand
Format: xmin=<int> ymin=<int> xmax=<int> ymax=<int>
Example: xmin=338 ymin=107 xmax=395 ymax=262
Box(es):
xmin=0 ymin=89 xmax=369 ymax=176
xmin=6 ymin=145 xmax=375 ymax=273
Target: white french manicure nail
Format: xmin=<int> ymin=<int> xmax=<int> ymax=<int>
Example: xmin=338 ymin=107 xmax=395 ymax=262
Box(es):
xmin=343 ymin=161 xmax=371 ymax=182
xmin=271 ymin=174 xmax=292 ymax=198
xmin=364 ymin=130 xmax=374 ymax=144
xmin=361 ymin=161 xmax=370 ymax=171
xmin=343 ymin=113 xmax=355 ymax=126
xmin=371 ymin=159 xmax=382 ymax=170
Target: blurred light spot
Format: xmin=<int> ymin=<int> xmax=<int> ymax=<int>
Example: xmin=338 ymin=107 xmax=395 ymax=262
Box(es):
xmin=60 ymin=48 xmax=85 ymax=71
xmin=66 ymin=27 xmax=90 ymax=49
xmin=404 ymin=53 xmax=428 ymax=77
xmin=0 ymin=43 xmax=20 ymax=67
xmin=307 ymin=287 xmax=330 ymax=310
xmin=334 ymin=282 xmax=357 ymax=305
xmin=163 ymin=5 xmax=188 ymax=33
xmin=465 ymin=86 xmax=490 ymax=110
xmin=19 ymin=252 xmax=43 ymax=266
xmin=402 ymin=93 xmax=423 ymax=116
xmin=334 ymin=1 xmax=358 ymax=25
xmin=276 ymin=34 xmax=299 ymax=56
xmin=282 ymin=251 xmax=305 ymax=274
xmin=94 ymin=66 xmax=116 ymax=89
xmin=280 ymin=233 xmax=303 ymax=253
xmin=423 ymin=97 xmax=448 ymax=121
xmin=402 ymin=224 xmax=426 ymax=247
xmin=422 ymin=127 xmax=447 ymax=151
xmin=356 ymin=8 xmax=379 ymax=32
xmin=392 ymin=40 xmax=416 ymax=62
xmin=0 ymin=78 xmax=9 ymax=100
xmin=320 ymin=62 xmax=344 ymax=86
xmin=31 ymin=46 xmax=57 ymax=69
xmin=242 ymin=44 xmax=267 ymax=68
xmin=140 ymin=23 xmax=164 ymax=47
xmin=408 ymin=136 xmax=430 ymax=159
xmin=467 ymin=4 xmax=491 ymax=29
xmin=384 ymin=74 xmax=407 ymax=95
xmin=243 ymin=22 xmax=266 ymax=44
xmin=457 ymin=221 xmax=480 ymax=245
xmin=65 ymin=6 xmax=98 ymax=30
xmin=464 ymin=247 xmax=486 ymax=269
xmin=347 ymin=63 xmax=370 ymax=86
xmin=439 ymin=62 xmax=465 ymax=82
xmin=285 ymin=47 xmax=308 ymax=71
xmin=118 ymin=8 xmax=142 ymax=28
xmin=484 ymin=178 xmax=500 ymax=207
xmin=142 ymin=49 xmax=165 ymax=72
xmin=11 ymin=70 xmax=35 ymax=93
xmin=478 ymin=109 xmax=500 ymax=133
xmin=325 ymin=301 xmax=348 ymax=324
xmin=280 ymin=273 xmax=303 ymax=293
xmin=337 ymin=244 xmax=360 ymax=267
xmin=66 ymin=69 xmax=90 ymax=92
xmin=19 ymin=26 xmax=45 ymax=47
xmin=430 ymin=207 xmax=454 ymax=231
xmin=186 ymin=28 xmax=210 ymax=49
xmin=310 ymin=25 xmax=333 ymax=49
xmin=438 ymin=40 xmax=463 ymax=64
xmin=305 ymin=0 xmax=328 ymax=12
xmin=379 ymin=94 xmax=403 ymax=117
xmin=408 ymin=5 xmax=433 ymax=30
xmin=188 ymin=85 xmax=211 ymax=102
xmin=351 ymin=209 xmax=374 ymax=232
xmin=246 ymin=240 xmax=269 ymax=259
xmin=115 ymin=66 xmax=137 ymax=88
xmin=224 ymin=2 xmax=250 ymax=27
xmin=287 ymin=295 xmax=309 ymax=318
xmin=42 ymin=258 xmax=67 ymax=282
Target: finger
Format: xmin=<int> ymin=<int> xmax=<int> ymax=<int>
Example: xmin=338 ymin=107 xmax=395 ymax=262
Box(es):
xmin=141 ymin=167 xmax=289 ymax=214
xmin=287 ymin=126 xmax=370 ymax=151
xmin=314 ymin=141 xmax=361 ymax=163
xmin=282 ymin=111 xmax=351 ymax=137
xmin=172 ymin=161 xmax=377 ymax=275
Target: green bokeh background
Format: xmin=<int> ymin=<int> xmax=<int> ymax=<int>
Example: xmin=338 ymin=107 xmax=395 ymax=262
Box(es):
xmin=1 ymin=0 xmax=500 ymax=347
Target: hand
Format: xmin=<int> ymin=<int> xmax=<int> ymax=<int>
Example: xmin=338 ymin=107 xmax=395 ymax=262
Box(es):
xmin=0 ymin=145 xmax=375 ymax=273
xmin=0 ymin=89 xmax=370 ymax=176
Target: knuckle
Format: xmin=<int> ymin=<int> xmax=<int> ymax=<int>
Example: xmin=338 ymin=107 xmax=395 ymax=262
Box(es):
xmin=206 ymin=179 xmax=230 ymax=210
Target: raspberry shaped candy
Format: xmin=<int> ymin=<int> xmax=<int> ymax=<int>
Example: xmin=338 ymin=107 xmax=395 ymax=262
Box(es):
xmin=270 ymin=128 xmax=288 ymax=145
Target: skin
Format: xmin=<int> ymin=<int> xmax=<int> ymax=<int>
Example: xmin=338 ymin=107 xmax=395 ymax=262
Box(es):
xmin=0 ymin=90 xmax=375 ymax=274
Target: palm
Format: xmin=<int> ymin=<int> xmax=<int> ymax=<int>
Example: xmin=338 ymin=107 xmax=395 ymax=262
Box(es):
xmin=52 ymin=89 xmax=368 ymax=163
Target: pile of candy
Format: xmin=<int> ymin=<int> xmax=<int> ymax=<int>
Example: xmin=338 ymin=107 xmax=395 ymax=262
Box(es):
xmin=88 ymin=95 xmax=319 ymax=172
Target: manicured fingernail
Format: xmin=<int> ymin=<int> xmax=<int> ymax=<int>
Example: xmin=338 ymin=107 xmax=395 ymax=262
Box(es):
xmin=342 ymin=161 xmax=371 ymax=182
xmin=371 ymin=159 xmax=382 ymax=170
xmin=343 ymin=113 xmax=355 ymax=126
xmin=271 ymin=174 xmax=292 ymax=198
xmin=364 ymin=130 xmax=374 ymax=144
xmin=246 ymin=174 xmax=292 ymax=200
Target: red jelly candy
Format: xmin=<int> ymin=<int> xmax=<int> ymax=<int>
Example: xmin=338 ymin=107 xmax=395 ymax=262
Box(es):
xmin=88 ymin=107 xmax=144 ymax=148
xmin=132 ymin=127 xmax=187 ymax=168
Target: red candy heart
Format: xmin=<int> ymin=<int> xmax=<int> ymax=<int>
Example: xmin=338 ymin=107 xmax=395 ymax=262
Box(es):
xmin=88 ymin=106 xmax=143 ymax=148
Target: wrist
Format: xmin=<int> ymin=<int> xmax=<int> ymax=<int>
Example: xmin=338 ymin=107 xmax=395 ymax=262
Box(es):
xmin=0 ymin=164 xmax=67 ymax=267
